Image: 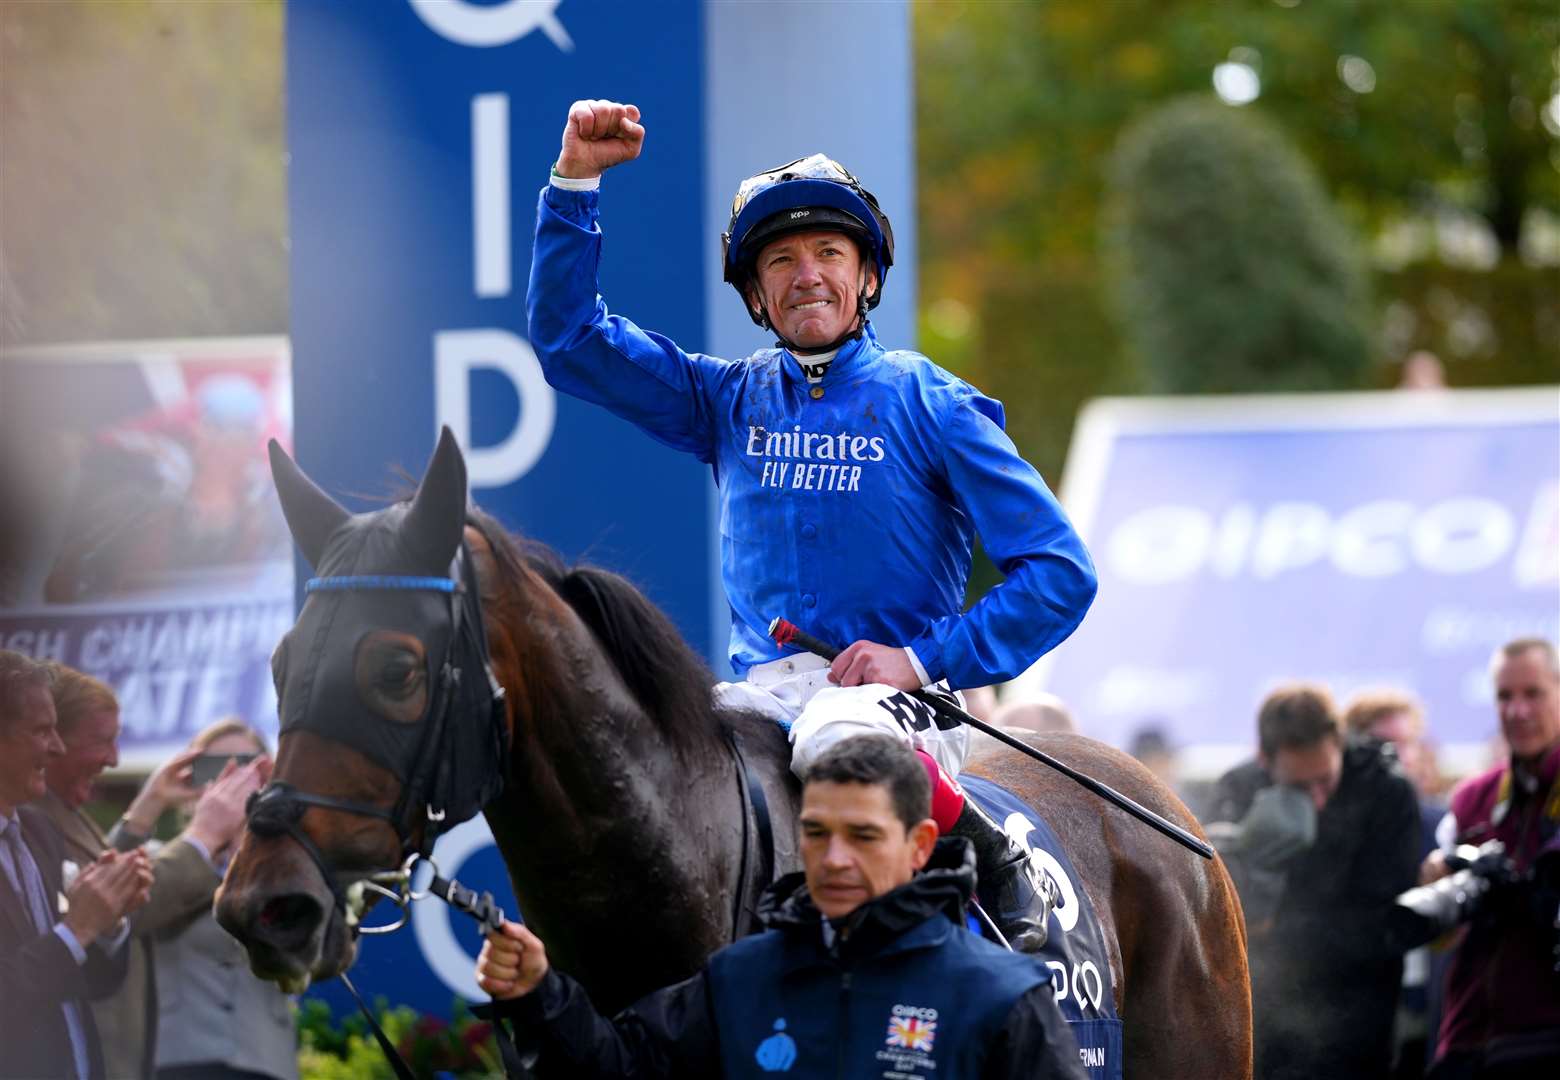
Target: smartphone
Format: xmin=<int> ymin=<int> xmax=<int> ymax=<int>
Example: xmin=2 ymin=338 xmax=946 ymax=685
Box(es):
xmin=189 ymin=752 xmax=257 ymax=786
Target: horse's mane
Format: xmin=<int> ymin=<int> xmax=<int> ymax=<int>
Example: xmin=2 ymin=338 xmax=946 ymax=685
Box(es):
xmin=466 ymin=509 xmax=725 ymax=751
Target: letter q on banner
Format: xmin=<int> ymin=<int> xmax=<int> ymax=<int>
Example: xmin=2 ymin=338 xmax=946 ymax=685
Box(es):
xmin=407 ymin=0 xmax=574 ymax=51
xmin=434 ymin=329 xmax=556 ymax=488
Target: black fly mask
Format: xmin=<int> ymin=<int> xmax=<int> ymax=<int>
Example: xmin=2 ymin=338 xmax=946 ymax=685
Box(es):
xmin=248 ymin=429 xmax=509 ymax=910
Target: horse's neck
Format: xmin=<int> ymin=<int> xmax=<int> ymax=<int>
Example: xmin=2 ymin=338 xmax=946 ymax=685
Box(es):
xmin=516 ymin=612 xmax=669 ymax=808
xmin=482 ymin=600 xmax=759 ymax=1006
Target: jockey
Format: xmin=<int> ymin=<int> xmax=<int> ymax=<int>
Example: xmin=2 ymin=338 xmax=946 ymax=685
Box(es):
xmin=529 ymin=100 xmax=1098 ymax=951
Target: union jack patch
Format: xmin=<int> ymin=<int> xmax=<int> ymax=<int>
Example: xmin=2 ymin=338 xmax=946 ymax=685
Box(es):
xmin=885 ymin=1015 xmax=937 ymax=1052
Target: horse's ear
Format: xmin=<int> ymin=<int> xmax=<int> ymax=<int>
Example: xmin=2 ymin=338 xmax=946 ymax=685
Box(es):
xmin=269 ymin=439 xmax=350 ymax=569
xmin=403 ymin=426 xmax=468 ymax=567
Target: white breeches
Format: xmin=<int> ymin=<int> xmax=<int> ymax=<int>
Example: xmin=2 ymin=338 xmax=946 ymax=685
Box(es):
xmin=714 ymin=652 xmax=970 ymax=780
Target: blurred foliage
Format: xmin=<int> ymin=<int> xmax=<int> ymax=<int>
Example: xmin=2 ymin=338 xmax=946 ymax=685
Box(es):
xmin=918 ymin=0 xmax=1560 ymax=480
xmin=1379 ymin=260 xmax=1560 ymax=386
xmin=1104 ymin=97 xmax=1373 ymax=394
xmin=0 ymin=0 xmax=286 ymax=345
xmin=296 ymin=996 xmax=504 ymax=1079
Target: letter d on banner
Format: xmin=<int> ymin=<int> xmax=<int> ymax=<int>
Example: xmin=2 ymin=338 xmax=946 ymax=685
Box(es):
xmin=434 ymin=329 xmax=556 ymax=487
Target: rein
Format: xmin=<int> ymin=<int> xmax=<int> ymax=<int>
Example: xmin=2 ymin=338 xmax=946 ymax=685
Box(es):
xmin=769 ymin=617 xmax=1216 ymax=860
xmin=724 ymin=728 xmax=776 ymax=941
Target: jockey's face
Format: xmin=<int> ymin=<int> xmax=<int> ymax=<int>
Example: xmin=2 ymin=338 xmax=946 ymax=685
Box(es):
xmin=748 ymin=230 xmax=876 ymax=351
xmin=799 ymin=780 xmax=936 ymax=920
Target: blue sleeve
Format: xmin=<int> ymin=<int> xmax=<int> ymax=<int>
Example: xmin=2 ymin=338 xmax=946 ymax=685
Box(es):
xmin=527 ymin=184 xmax=733 ymax=465
xmin=908 ymin=394 xmax=1097 ymax=687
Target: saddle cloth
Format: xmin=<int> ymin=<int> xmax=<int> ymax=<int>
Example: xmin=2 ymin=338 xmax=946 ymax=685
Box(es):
xmin=962 ymin=775 xmax=1124 ymax=1080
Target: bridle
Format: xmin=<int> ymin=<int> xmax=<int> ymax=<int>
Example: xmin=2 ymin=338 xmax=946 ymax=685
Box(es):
xmin=243 ymin=542 xmax=510 ymax=933
xmin=238 ymin=539 xmax=526 ymax=1077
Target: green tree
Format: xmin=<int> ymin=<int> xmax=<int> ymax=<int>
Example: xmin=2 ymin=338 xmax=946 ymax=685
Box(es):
xmin=916 ymin=0 xmax=1559 ymax=478
xmin=1104 ymin=96 xmax=1372 ymax=393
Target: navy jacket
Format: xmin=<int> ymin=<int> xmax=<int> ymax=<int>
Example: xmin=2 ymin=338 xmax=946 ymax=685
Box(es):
xmin=0 ymin=806 xmax=128 ymax=1080
xmin=498 ymin=839 xmax=1085 ymax=1079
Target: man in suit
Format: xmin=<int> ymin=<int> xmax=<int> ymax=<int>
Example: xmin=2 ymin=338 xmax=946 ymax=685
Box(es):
xmin=0 ymin=650 xmax=152 ymax=1080
xmin=37 ymin=664 xmax=255 ymax=1080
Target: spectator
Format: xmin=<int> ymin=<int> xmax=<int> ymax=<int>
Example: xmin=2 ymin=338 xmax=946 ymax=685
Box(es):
xmin=1343 ymin=688 xmax=1449 ymax=1079
xmin=991 ymin=693 xmax=1076 ymax=735
xmin=1344 ymin=688 xmax=1441 ymax=817
xmin=1 ymin=649 xmax=152 ymax=1080
xmin=960 ymin=685 xmax=998 ymax=726
xmin=1419 ymin=638 xmax=1560 ymax=1079
xmin=1398 ymin=349 xmax=1447 ymax=390
xmin=35 ymin=666 xmax=263 ymax=1079
xmin=1126 ymin=723 xmax=1181 ymax=794
xmin=1211 ymin=683 xmax=1421 ymax=1080
xmin=148 ymin=719 xmax=295 ymax=1080
xmin=477 ymin=735 xmax=1087 ymax=1079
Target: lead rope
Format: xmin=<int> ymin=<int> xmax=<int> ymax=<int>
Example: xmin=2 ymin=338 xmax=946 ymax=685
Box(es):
xmin=337 ymin=856 xmax=531 ymax=1078
xmin=339 ymin=972 xmax=417 ymax=1080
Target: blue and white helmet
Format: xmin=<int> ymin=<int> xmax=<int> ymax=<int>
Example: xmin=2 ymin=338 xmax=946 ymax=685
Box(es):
xmin=722 ymin=154 xmax=895 ymax=328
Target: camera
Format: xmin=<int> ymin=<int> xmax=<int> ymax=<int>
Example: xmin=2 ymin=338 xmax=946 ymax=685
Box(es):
xmin=188 ymin=751 xmax=257 ymax=786
xmin=1388 ymin=840 xmax=1521 ymax=951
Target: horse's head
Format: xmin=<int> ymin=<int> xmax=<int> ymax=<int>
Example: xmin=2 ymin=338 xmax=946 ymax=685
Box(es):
xmin=216 ymin=428 xmax=508 ymax=989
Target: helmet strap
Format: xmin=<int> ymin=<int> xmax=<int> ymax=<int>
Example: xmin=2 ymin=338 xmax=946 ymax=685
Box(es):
xmin=774 ymin=323 xmax=864 ymax=356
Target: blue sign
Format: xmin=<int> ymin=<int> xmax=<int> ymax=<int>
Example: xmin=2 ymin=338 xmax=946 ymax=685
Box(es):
xmin=1020 ymin=389 xmax=1560 ymax=770
xmin=287 ymin=0 xmax=712 ymax=647
xmin=286 ymin=0 xmax=914 ymax=1019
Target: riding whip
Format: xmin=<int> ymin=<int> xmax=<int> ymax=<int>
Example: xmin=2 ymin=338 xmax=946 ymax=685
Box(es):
xmin=767 ymin=617 xmax=1215 ymax=860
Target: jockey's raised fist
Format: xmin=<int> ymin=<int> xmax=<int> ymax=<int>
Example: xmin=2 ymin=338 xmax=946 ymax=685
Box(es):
xmin=555 ymin=99 xmax=644 ymax=180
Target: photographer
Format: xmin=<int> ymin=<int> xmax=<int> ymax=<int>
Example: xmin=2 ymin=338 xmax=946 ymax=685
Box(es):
xmin=1419 ymin=638 xmax=1560 ymax=1079
xmin=1210 ymin=684 xmax=1421 ymax=1080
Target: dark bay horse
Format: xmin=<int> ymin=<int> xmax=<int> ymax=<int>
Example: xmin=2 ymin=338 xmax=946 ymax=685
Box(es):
xmin=216 ymin=430 xmax=1251 ymax=1077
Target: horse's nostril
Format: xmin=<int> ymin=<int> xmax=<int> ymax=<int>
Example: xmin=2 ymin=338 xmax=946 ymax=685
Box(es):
xmin=255 ymin=892 xmax=325 ymax=950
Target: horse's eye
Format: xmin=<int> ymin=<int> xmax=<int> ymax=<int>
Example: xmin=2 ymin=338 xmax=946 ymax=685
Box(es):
xmin=379 ymin=659 xmax=417 ymax=690
xmin=355 ymin=631 xmax=429 ymax=724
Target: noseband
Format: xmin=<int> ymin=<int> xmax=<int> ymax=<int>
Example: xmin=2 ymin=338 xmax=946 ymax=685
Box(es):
xmin=245 ymin=544 xmax=510 ymax=925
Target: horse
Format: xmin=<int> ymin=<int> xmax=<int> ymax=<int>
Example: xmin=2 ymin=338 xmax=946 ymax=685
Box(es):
xmin=215 ymin=429 xmax=1252 ymax=1078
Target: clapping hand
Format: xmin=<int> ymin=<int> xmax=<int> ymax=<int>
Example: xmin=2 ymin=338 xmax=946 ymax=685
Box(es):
xmin=63 ymin=848 xmax=153 ymax=943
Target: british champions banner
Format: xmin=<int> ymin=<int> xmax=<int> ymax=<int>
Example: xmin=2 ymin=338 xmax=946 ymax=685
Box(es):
xmin=0 ymin=338 xmax=293 ymax=768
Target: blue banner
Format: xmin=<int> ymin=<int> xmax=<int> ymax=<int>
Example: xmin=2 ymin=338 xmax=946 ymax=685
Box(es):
xmin=1025 ymin=390 xmax=1560 ymax=770
xmin=287 ymin=0 xmax=712 ymax=649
